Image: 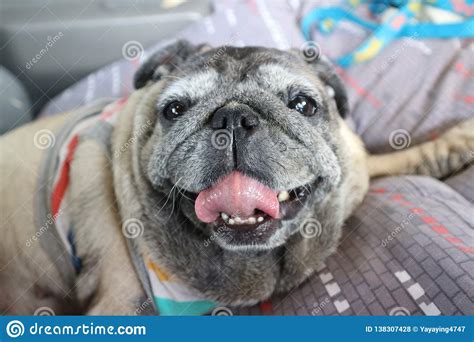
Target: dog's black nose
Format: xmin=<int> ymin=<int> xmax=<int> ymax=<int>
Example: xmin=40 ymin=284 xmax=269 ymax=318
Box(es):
xmin=211 ymin=106 xmax=260 ymax=131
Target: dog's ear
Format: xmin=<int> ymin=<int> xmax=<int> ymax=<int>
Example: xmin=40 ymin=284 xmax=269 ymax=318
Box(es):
xmin=134 ymin=40 xmax=210 ymax=89
xmin=299 ymin=53 xmax=349 ymax=118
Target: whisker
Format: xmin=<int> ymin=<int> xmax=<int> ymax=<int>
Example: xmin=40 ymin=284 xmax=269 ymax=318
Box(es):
xmin=156 ymin=177 xmax=182 ymax=215
xmin=175 ymin=180 xmax=194 ymax=202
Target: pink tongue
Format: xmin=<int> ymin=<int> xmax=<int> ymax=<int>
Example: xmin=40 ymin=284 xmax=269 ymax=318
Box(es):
xmin=195 ymin=171 xmax=280 ymax=223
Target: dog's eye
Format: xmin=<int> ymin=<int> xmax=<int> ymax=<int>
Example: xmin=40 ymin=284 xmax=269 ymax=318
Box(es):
xmin=288 ymin=95 xmax=318 ymax=117
xmin=163 ymin=101 xmax=187 ymax=120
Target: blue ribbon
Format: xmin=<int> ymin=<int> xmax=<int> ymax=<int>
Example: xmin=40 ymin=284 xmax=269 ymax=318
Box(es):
xmin=301 ymin=0 xmax=474 ymax=68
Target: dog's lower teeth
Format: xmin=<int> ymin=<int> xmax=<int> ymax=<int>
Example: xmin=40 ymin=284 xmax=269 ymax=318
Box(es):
xmin=223 ymin=215 xmax=265 ymax=225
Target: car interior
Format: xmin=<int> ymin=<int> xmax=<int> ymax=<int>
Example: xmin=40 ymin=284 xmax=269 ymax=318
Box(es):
xmin=1 ymin=0 xmax=212 ymax=132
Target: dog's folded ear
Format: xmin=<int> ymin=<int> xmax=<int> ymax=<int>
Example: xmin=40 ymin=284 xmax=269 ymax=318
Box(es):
xmin=311 ymin=56 xmax=348 ymax=118
xmin=134 ymin=40 xmax=210 ymax=89
xmin=297 ymin=52 xmax=349 ymax=118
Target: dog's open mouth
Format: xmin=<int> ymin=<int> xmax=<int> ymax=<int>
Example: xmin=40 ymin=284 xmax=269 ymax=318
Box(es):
xmin=194 ymin=172 xmax=316 ymax=240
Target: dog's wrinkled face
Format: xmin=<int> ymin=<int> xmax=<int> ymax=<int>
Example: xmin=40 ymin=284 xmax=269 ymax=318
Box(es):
xmin=137 ymin=42 xmax=347 ymax=251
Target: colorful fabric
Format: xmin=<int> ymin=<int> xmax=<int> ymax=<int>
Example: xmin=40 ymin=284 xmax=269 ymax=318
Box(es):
xmin=48 ymin=99 xmax=217 ymax=315
xmin=50 ymin=100 xmax=125 ymax=272
xmin=301 ymin=0 xmax=474 ymax=67
xmin=146 ymin=259 xmax=217 ymax=315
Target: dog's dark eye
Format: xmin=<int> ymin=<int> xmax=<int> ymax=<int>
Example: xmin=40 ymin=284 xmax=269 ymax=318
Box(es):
xmin=163 ymin=101 xmax=187 ymax=120
xmin=288 ymin=95 xmax=318 ymax=117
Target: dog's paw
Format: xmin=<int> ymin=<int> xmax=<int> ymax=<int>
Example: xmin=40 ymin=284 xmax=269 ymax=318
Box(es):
xmin=437 ymin=118 xmax=474 ymax=175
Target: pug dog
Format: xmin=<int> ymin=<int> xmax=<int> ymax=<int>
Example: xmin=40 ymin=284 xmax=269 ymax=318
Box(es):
xmin=1 ymin=40 xmax=472 ymax=315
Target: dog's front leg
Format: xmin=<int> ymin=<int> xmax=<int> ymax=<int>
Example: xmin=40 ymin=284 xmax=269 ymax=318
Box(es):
xmin=78 ymin=245 xmax=145 ymax=316
xmin=74 ymin=229 xmax=145 ymax=316
xmin=368 ymin=118 xmax=474 ymax=179
xmin=70 ymin=140 xmax=146 ymax=315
